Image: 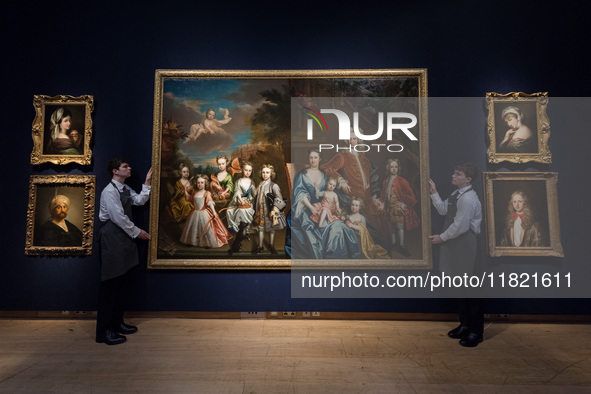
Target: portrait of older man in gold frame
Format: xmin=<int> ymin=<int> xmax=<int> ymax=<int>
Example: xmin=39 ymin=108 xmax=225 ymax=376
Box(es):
xmin=25 ymin=175 xmax=96 ymax=255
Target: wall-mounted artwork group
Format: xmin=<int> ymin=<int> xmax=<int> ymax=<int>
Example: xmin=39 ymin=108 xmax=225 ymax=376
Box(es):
xmin=24 ymin=80 xmax=565 ymax=265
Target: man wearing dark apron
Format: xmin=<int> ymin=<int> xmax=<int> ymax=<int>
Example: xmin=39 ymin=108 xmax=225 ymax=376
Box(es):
xmin=429 ymin=163 xmax=483 ymax=347
xmin=96 ymin=157 xmax=152 ymax=345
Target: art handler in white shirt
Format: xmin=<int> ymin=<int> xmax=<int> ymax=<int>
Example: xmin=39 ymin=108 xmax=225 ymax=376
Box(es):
xmin=95 ymin=157 xmax=151 ymax=346
xmin=429 ymin=163 xmax=483 ymax=348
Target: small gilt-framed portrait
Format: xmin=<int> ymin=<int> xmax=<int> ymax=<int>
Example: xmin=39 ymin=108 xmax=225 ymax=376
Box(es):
xmin=484 ymin=172 xmax=563 ymax=257
xmin=31 ymin=95 xmax=94 ymax=165
xmin=25 ymin=175 xmax=96 ymax=255
xmin=486 ymin=92 xmax=551 ymax=164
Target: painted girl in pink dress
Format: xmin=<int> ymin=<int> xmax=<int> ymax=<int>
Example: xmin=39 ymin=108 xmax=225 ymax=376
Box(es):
xmin=180 ymin=174 xmax=231 ymax=248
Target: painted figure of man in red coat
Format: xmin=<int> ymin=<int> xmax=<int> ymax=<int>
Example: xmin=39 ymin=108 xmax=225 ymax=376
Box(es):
xmin=379 ymin=158 xmax=419 ymax=257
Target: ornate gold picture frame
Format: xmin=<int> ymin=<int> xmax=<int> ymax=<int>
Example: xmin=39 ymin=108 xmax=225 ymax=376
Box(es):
xmin=148 ymin=69 xmax=430 ymax=270
xmin=486 ymin=92 xmax=551 ymax=164
xmin=484 ymin=172 xmax=563 ymax=257
xmin=31 ymin=95 xmax=94 ymax=165
xmin=25 ymin=175 xmax=96 ymax=255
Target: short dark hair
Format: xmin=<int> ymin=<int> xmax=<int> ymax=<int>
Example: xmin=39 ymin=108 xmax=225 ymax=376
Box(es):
xmin=107 ymin=157 xmax=129 ymax=177
xmin=455 ymin=163 xmax=479 ymax=183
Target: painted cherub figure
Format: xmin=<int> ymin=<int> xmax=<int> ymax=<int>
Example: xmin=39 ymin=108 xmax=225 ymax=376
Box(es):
xmin=184 ymin=108 xmax=232 ymax=143
xmin=310 ymin=177 xmax=342 ymax=228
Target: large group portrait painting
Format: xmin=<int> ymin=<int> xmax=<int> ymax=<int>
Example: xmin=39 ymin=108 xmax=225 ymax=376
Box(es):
xmin=148 ymin=70 xmax=431 ymax=269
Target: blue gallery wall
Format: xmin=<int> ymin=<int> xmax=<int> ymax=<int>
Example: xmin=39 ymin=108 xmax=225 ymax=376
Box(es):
xmin=1 ymin=1 xmax=589 ymax=314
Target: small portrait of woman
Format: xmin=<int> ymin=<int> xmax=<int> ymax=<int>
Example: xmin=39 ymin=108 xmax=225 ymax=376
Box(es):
xmin=491 ymin=98 xmax=541 ymax=155
xmin=44 ymin=107 xmax=84 ymax=155
xmin=32 ymin=95 xmax=94 ymax=165
xmin=487 ymin=93 xmax=551 ymax=164
xmin=497 ymin=105 xmax=537 ymax=154
xmin=43 ymin=105 xmax=85 ymax=155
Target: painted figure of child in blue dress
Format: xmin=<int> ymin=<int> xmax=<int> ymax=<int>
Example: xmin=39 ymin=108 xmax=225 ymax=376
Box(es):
xmin=226 ymin=160 xmax=256 ymax=255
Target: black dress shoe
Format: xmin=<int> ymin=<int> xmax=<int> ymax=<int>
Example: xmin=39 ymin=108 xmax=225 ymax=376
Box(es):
xmin=228 ymin=241 xmax=244 ymax=256
xmin=398 ymin=246 xmax=411 ymax=257
xmin=390 ymin=245 xmax=411 ymax=258
xmin=115 ymin=322 xmax=138 ymax=335
xmin=96 ymin=330 xmax=127 ymax=345
xmin=447 ymin=325 xmax=470 ymax=339
xmin=263 ymin=240 xmax=278 ymax=255
xmin=459 ymin=333 xmax=483 ymax=347
xmin=251 ymin=246 xmax=264 ymax=255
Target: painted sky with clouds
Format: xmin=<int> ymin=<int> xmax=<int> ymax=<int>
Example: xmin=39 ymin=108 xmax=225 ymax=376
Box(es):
xmin=162 ymin=78 xmax=285 ymax=168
